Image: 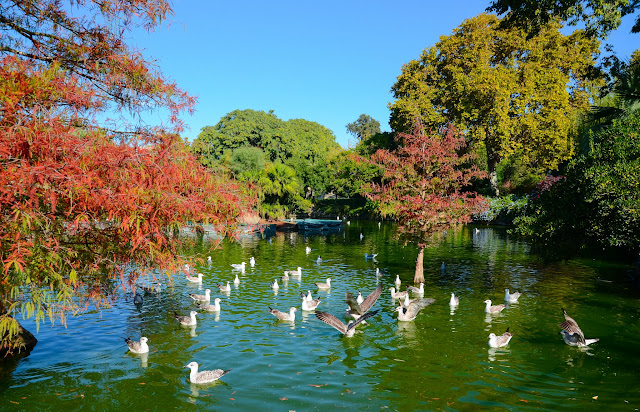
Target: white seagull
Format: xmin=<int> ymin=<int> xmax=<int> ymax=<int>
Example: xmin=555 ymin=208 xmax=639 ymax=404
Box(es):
xmin=270 ymin=279 xmax=279 ymax=290
xmin=284 ymin=267 xmax=302 ymax=277
xmin=356 ymin=291 xmax=364 ymax=305
xmin=188 ymin=289 xmax=211 ymax=302
xmin=316 ymin=256 xmax=322 ymax=264
xmin=233 ymin=274 xmax=240 ymax=285
xmin=231 ymin=262 xmax=246 ymax=271
xmin=186 ymin=272 xmax=203 ymax=284
xmin=394 ymin=275 xmax=401 ymax=288
xmin=301 ymin=295 xmax=322 ymax=311
xmin=217 ymin=281 xmax=231 ymax=293
xmin=558 ymin=308 xmax=599 ymax=347
xmin=395 ymin=298 xmax=436 ymax=321
xmin=449 ymin=292 xmax=460 ymax=307
xmin=360 ymin=233 xmax=364 ymax=240
xmin=484 ymin=299 xmax=506 ymax=314
xmin=199 ymin=297 xmax=221 ymax=312
xmin=315 ymin=310 xmax=379 ymax=337
xmin=305 ymin=290 xmax=313 ymax=301
xmin=505 ymin=288 xmax=521 ymax=303
xmin=125 ymin=337 xmax=149 ymax=354
xmin=305 ymin=246 xmax=311 ymax=254
xmin=407 ymin=283 xmax=424 ymax=295
xmin=249 ymin=256 xmax=255 ymax=267
xmin=174 ymin=311 xmax=197 ymax=326
xmin=315 ymin=278 xmax=331 ymax=289
xmin=389 ymin=287 xmax=408 ymax=300
xmin=185 ymin=362 xmax=231 ymax=384
xmin=269 ymin=306 xmax=297 ymax=321
xmin=207 ymin=256 xmax=212 ymax=264
xmin=488 ymin=328 xmax=513 ymax=348
xmin=346 ymin=285 xmax=383 ymax=321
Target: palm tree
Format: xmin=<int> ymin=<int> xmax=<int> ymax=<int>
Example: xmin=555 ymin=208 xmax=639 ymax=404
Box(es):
xmin=589 ymin=59 xmax=640 ymax=125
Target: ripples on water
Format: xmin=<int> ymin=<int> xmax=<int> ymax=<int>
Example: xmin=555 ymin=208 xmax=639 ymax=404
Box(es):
xmin=2 ymin=223 xmax=640 ymax=410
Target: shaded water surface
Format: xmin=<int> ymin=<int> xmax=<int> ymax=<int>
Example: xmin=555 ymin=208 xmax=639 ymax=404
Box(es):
xmin=1 ymin=223 xmax=639 ymax=410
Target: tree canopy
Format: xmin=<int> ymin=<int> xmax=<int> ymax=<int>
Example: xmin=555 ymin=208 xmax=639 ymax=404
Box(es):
xmin=346 ymin=114 xmax=381 ymax=142
xmin=0 ymin=0 xmax=253 ymax=355
xmin=389 ymin=13 xmax=601 ymax=195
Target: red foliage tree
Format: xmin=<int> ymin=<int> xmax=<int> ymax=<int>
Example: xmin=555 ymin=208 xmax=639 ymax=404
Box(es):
xmin=0 ymin=1 xmax=254 ymax=355
xmin=364 ymin=124 xmax=487 ymax=282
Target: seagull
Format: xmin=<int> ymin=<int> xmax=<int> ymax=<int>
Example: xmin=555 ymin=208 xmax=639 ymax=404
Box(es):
xmin=231 ymin=262 xmax=246 ymax=271
xmin=475 ymin=228 xmax=480 ymax=234
xmin=394 ymin=275 xmax=401 ymax=288
xmin=407 ymin=283 xmax=424 ymax=295
xmin=284 ymin=267 xmax=302 ymax=277
xmin=449 ymin=292 xmax=459 ymax=307
xmin=305 ymin=246 xmax=311 ymax=254
xmin=281 ymin=273 xmax=289 ymax=282
xmin=346 ymin=221 xmax=351 ymax=225
xmin=315 ymin=309 xmax=379 ymax=337
xmin=301 ymin=295 xmax=322 ymax=311
xmin=217 ymin=281 xmax=231 ymax=293
xmin=174 ymin=311 xmax=197 ymax=326
xmin=188 ymin=289 xmax=211 ymax=302
xmin=207 ymin=256 xmax=212 ymax=264
xmin=305 ymin=290 xmax=313 ymax=301
xmin=316 ymin=256 xmax=322 ymax=264
xmin=186 ymin=272 xmax=203 ymax=283
xmin=558 ymin=308 xmax=599 ymax=347
xmin=488 ymin=327 xmax=513 ymax=348
xmin=346 ymin=285 xmax=383 ymax=322
xmin=505 ymin=288 xmax=521 ymax=303
xmin=360 ymin=233 xmax=364 ymax=240
xmin=484 ymin=299 xmax=506 ymax=314
xmin=356 ymin=291 xmax=364 ymax=305
xmin=199 ymin=297 xmax=221 ymax=312
xmin=185 ymin=362 xmax=231 ymax=384
xmin=249 ymin=256 xmax=255 ymax=267
xmin=269 ymin=306 xmax=297 ymax=321
xmin=125 ymin=337 xmax=149 ymax=354
xmin=233 ymin=274 xmax=240 ymax=285
xmin=184 ymin=263 xmax=191 ymax=273
xmin=270 ymin=279 xmax=279 ymax=290
xmin=376 ymin=268 xmax=387 ymax=277
xmin=395 ymin=298 xmax=436 ymax=321
xmin=378 ymin=221 xmax=381 ymax=228
xmin=364 ymin=253 xmax=378 ymax=260
xmin=315 ymin=278 xmax=331 ymax=289
xmin=389 ymin=287 xmax=408 ymax=300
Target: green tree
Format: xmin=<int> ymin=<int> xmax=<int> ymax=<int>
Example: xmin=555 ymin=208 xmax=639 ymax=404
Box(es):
xmin=513 ymin=111 xmax=640 ymax=259
xmin=590 ymin=49 xmax=640 ymax=124
xmin=258 ymin=163 xmax=312 ymax=219
xmin=389 ymin=13 xmax=601 ymax=195
xmin=487 ymin=0 xmax=640 ymax=38
xmin=346 ymin=114 xmax=381 ymax=142
xmin=227 ymin=146 xmax=267 ymax=181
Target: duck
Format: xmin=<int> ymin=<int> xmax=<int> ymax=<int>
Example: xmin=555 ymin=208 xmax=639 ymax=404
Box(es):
xmin=315 ymin=278 xmax=331 ymax=289
xmin=315 ymin=310 xmax=379 ymax=337
xmin=558 ymin=308 xmax=599 ymax=347
xmin=269 ymin=306 xmax=297 ymax=321
xmin=125 ymin=337 xmax=149 ymax=354
xmin=488 ymin=328 xmax=513 ymax=348
xmin=188 ymin=289 xmax=211 ymax=302
xmin=174 ymin=311 xmax=197 ymax=326
xmin=505 ymin=288 xmax=521 ymax=303
xmin=484 ymin=299 xmax=506 ymax=314
xmin=185 ymin=362 xmax=231 ymax=384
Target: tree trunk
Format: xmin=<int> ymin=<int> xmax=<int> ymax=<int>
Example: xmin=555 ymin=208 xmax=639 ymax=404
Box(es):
xmin=486 ymin=142 xmax=500 ymax=197
xmin=414 ymin=244 xmax=425 ymax=284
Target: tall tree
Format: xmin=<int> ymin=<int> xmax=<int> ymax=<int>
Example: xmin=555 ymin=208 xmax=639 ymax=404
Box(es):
xmin=346 ymin=114 xmax=381 ymax=142
xmin=364 ymin=124 xmax=487 ymax=283
xmin=0 ymin=1 xmax=253 ymax=355
xmin=389 ymin=13 xmax=601 ymax=195
xmin=487 ymin=0 xmax=640 ymax=38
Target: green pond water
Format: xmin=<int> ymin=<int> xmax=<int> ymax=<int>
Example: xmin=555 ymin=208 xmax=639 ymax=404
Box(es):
xmin=1 ymin=222 xmax=639 ymax=411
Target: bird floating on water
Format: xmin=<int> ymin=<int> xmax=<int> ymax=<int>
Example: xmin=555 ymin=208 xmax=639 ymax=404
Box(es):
xmin=356 ymin=291 xmax=364 ymax=305
xmin=269 ymin=306 xmax=297 ymax=321
xmin=449 ymin=292 xmax=459 ymax=307
xmin=484 ymin=299 xmax=506 ymax=314
xmin=133 ymin=291 xmax=143 ymax=306
xmin=185 ymin=362 xmax=231 ymax=384
xmin=140 ymin=283 xmax=162 ymax=294
xmin=207 ymin=256 xmax=212 ymax=264
xmin=315 ymin=278 xmax=331 ymax=289
xmin=186 ymin=272 xmax=203 ymax=283
xmin=505 ymin=288 xmax=521 ymax=303
xmin=301 ymin=295 xmax=322 ymax=311
xmin=125 ymin=337 xmax=149 ymax=354
xmin=558 ymin=308 xmax=599 ymax=347
xmin=360 ymin=233 xmax=364 ymax=240
xmin=231 ymin=262 xmax=246 ymax=271
xmin=249 ymin=256 xmax=255 ymax=267
xmin=346 ymin=284 xmax=383 ymax=321
xmin=316 ymin=256 xmax=322 ymax=264
xmin=364 ymin=253 xmax=378 ymax=260
xmin=394 ymin=275 xmax=401 ymax=288
xmin=305 ymin=246 xmax=311 ymax=254
xmin=217 ymin=281 xmax=231 ymax=293
xmin=315 ymin=309 xmax=379 ymax=337
xmin=407 ymin=283 xmax=424 ymax=295
xmin=189 ymin=289 xmax=211 ymax=302
xmin=284 ymin=267 xmax=302 ymax=277
xmin=199 ymin=297 xmax=221 ymax=312
xmin=395 ymin=298 xmax=435 ymax=321
xmin=233 ymin=274 xmax=240 ymax=285
xmin=174 ymin=311 xmax=197 ymax=326
xmin=389 ymin=287 xmax=408 ymax=300
xmin=270 ymin=279 xmax=279 ymax=290
xmin=305 ymin=290 xmax=313 ymax=301
xmin=488 ymin=327 xmax=513 ymax=348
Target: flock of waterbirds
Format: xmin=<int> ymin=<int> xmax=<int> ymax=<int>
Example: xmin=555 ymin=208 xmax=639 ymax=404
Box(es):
xmin=126 ymin=248 xmax=599 ymax=385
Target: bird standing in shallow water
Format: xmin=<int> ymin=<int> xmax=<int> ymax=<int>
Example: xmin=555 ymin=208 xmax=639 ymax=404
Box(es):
xmin=185 ymin=362 xmax=231 ymax=384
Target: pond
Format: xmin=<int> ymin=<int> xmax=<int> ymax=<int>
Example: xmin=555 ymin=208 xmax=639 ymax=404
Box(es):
xmin=1 ymin=222 xmax=639 ymax=410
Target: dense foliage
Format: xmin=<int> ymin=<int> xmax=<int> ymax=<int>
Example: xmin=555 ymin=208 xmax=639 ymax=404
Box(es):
xmin=0 ymin=0 xmax=253 ymax=354
xmin=346 ymin=114 xmax=381 ymax=142
xmin=389 ymin=13 xmax=601 ymax=195
xmin=513 ymin=111 xmax=640 ymax=259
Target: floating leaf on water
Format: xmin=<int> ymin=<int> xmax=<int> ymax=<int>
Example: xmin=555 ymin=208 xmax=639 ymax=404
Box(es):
xmin=280 ymin=397 xmax=288 ymax=400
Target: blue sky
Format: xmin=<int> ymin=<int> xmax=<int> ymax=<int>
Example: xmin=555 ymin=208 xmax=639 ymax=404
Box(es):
xmin=132 ymin=1 xmax=638 ymax=148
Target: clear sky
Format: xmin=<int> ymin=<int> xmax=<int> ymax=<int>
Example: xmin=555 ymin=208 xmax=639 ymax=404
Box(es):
xmin=131 ymin=1 xmax=638 ymax=148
